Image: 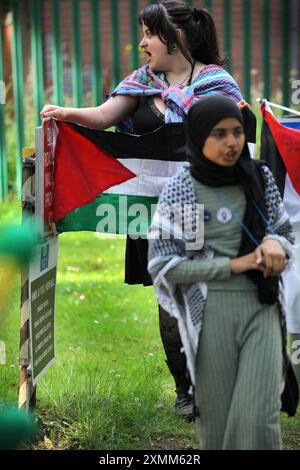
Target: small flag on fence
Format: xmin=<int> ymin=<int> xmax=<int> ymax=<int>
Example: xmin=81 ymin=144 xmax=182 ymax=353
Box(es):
xmin=260 ymin=100 xmax=300 ymax=333
xmin=260 ymin=100 xmax=300 ymax=224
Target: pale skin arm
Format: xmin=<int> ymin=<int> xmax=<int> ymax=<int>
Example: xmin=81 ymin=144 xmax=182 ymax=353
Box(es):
xmin=41 ymin=97 xmax=248 ymax=130
xmin=40 ymin=94 xmax=139 ymax=130
xmin=230 ymin=239 xmax=286 ymax=277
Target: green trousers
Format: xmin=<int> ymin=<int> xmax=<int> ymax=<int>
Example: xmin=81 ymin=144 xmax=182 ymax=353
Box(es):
xmin=195 ymin=288 xmax=282 ymax=450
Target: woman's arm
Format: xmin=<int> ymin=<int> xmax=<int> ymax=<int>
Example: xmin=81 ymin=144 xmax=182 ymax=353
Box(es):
xmin=165 ymin=251 xmax=264 ymax=284
xmin=165 ymin=257 xmax=231 ymax=283
xmin=165 ymin=246 xmax=287 ymax=284
xmin=40 ymin=95 xmax=139 ymax=130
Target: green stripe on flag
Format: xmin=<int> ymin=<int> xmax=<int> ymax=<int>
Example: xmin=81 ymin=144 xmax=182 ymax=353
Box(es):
xmin=56 ymin=193 xmax=158 ymax=235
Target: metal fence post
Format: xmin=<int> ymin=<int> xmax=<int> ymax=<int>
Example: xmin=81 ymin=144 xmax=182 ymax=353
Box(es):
xmin=0 ymin=18 xmax=8 ymax=201
xmin=11 ymin=0 xmax=25 ymax=197
xmin=204 ymin=0 xmax=213 ymax=12
xmin=281 ymin=0 xmax=290 ymax=107
xmin=223 ymin=0 xmax=232 ymax=74
xmin=30 ymin=0 xmax=44 ymax=127
xmin=262 ymin=0 xmax=271 ymax=100
xmin=110 ymin=0 xmax=120 ymax=90
xmin=72 ymin=0 xmax=83 ymax=107
xmin=51 ymin=0 xmax=64 ymax=106
xmin=243 ymin=0 xmax=251 ymax=103
xmin=90 ymin=0 xmax=102 ymax=106
xmin=130 ymin=0 xmax=139 ymax=71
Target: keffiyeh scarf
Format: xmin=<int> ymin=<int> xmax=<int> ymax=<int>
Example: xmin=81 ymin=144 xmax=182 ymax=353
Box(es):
xmin=110 ymin=64 xmax=243 ymax=132
xmin=147 ymin=164 xmax=294 ymax=385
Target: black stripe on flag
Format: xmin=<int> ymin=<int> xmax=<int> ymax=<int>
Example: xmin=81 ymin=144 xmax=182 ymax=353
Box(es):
xmin=259 ymin=120 xmax=286 ymax=197
xmin=69 ymin=123 xmax=187 ymax=162
xmin=68 ymin=108 xmax=257 ymax=164
xmin=242 ymin=107 xmax=257 ymax=144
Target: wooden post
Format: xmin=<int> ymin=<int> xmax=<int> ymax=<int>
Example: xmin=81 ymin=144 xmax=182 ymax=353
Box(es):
xmin=18 ymin=147 xmax=36 ymax=411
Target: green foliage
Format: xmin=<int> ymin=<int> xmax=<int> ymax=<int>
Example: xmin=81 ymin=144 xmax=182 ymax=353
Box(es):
xmin=0 ymin=193 xmax=20 ymax=223
xmin=4 ymin=95 xmax=36 ymax=190
xmin=0 ymin=216 xmax=198 ymax=449
xmin=0 ymin=405 xmax=37 ymax=450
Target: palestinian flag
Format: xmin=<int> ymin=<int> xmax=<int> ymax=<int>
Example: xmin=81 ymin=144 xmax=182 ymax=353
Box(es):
xmin=51 ymin=120 xmax=186 ymax=235
xmin=260 ymin=101 xmax=300 ymax=225
xmin=242 ymin=106 xmax=257 ymax=159
xmin=260 ymin=101 xmax=300 ymax=333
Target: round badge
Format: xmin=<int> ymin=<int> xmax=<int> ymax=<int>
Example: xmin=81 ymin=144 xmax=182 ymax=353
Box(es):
xmin=204 ymin=209 xmax=212 ymax=221
xmin=216 ymin=207 xmax=232 ymax=224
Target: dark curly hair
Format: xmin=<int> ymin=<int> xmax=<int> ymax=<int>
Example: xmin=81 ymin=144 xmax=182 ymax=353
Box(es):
xmin=139 ymin=1 xmax=226 ymax=67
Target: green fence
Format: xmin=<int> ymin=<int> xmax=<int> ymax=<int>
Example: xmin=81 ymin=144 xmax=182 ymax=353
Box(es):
xmin=0 ymin=0 xmax=294 ymax=200
xmin=0 ymin=17 xmax=7 ymax=201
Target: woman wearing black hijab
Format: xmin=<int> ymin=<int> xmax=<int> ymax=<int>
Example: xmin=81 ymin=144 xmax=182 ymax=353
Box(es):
xmin=148 ymin=95 xmax=296 ymax=449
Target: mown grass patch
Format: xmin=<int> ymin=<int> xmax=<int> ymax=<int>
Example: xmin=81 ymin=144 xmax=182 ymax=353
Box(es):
xmin=1 ymin=189 xmax=299 ymax=451
xmin=0 ymin=207 xmax=198 ymax=449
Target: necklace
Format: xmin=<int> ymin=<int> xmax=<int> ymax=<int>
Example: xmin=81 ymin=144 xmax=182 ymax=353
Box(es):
xmin=165 ymin=61 xmax=196 ymax=87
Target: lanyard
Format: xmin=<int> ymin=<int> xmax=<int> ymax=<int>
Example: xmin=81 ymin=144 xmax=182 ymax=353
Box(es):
xmin=213 ymin=188 xmax=276 ymax=247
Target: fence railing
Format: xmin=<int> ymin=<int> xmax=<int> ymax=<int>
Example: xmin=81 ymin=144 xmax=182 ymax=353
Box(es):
xmin=0 ymin=19 xmax=7 ymax=201
xmin=0 ymin=0 xmax=295 ymax=200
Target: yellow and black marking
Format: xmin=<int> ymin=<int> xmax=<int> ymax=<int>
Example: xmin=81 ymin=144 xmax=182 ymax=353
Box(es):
xmin=18 ymin=147 xmax=36 ymax=411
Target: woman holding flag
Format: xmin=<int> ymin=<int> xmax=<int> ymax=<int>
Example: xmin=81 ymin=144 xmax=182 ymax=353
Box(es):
xmin=41 ymin=1 xmax=245 ymax=420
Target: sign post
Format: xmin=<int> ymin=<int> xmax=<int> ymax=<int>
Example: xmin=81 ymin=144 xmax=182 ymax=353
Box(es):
xmin=19 ymin=147 xmax=36 ymax=411
xmin=19 ymin=121 xmax=58 ymax=410
xmin=29 ymin=237 xmax=57 ymax=386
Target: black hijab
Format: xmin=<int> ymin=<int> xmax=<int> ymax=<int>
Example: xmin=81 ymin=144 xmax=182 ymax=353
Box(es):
xmin=185 ymin=95 xmax=278 ymax=304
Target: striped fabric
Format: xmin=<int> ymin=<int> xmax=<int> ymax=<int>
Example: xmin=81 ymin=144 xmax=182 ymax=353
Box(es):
xmin=111 ymin=64 xmax=243 ymax=131
xmin=195 ymin=289 xmax=282 ymax=450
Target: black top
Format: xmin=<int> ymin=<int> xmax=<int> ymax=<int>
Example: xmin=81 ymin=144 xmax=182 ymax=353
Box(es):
xmin=131 ymin=96 xmax=164 ymax=135
xmin=125 ymin=97 xmax=165 ymax=286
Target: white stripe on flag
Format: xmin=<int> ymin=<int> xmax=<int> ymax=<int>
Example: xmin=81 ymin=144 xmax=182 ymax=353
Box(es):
xmin=283 ymin=175 xmax=300 ymax=227
xmin=104 ymin=159 xmax=184 ymax=197
xmin=283 ymin=228 xmax=300 ymax=333
xmin=248 ymin=142 xmax=255 ymax=159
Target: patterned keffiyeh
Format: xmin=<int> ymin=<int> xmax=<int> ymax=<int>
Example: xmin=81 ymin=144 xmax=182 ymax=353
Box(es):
xmin=110 ymin=64 xmax=243 ymax=132
xmin=147 ymin=164 xmax=294 ymax=385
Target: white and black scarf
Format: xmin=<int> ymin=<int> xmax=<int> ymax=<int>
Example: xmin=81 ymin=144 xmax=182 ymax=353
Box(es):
xmin=148 ymin=164 xmax=294 ymax=385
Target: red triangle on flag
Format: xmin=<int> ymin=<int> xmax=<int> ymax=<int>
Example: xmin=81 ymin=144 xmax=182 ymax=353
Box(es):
xmin=53 ymin=121 xmax=136 ymax=222
xmin=262 ymin=105 xmax=300 ymax=196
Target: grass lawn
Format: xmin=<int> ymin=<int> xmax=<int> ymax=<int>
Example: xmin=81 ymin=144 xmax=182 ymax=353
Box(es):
xmin=0 ymin=199 xmax=299 ymax=450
